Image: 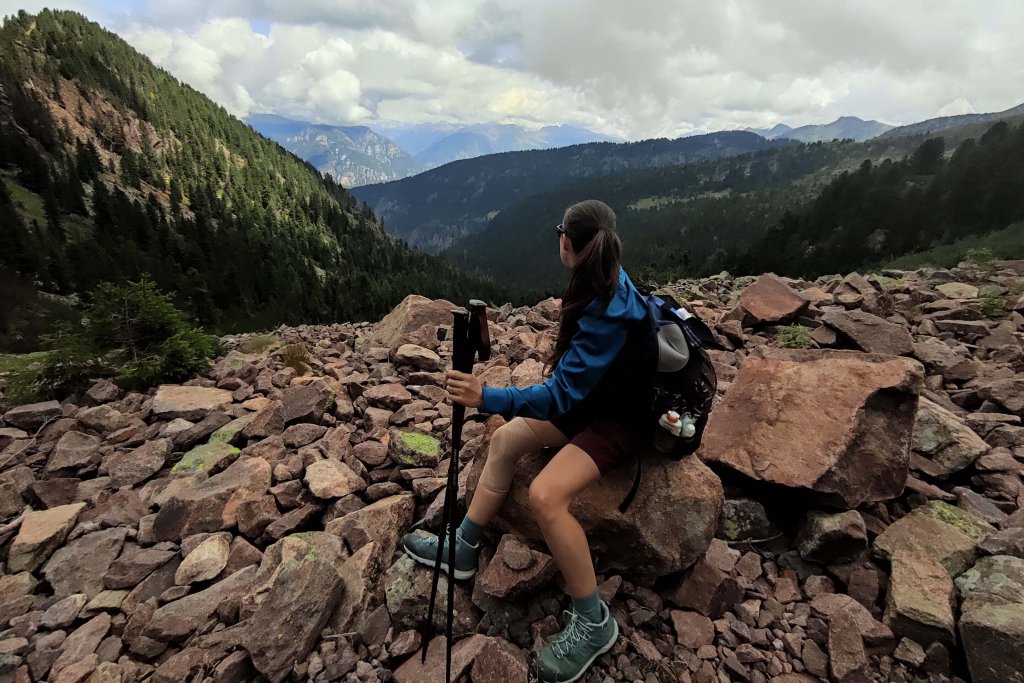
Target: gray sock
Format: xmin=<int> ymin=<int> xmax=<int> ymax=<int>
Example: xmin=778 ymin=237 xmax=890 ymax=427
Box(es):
xmin=572 ymin=590 xmax=603 ymax=624
xmin=458 ymin=516 xmax=483 ymax=547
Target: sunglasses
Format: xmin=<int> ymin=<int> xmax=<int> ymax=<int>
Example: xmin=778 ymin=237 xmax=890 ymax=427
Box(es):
xmin=555 ymin=223 xmax=566 ymax=238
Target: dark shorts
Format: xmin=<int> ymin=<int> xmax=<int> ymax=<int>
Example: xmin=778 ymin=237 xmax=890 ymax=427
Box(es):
xmin=550 ymin=410 xmax=643 ymax=475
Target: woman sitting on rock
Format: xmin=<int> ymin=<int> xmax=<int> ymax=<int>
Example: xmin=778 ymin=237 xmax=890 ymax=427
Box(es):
xmin=402 ymin=199 xmax=657 ymax=683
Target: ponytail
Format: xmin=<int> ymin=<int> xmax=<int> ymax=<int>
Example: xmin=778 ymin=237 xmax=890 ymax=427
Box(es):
xmin=545 ymin=200 xmax=622 ymax=375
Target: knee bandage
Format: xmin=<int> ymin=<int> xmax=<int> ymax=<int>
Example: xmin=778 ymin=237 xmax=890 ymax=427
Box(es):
xmin=478 ymin=417 xmax=545 ymax=494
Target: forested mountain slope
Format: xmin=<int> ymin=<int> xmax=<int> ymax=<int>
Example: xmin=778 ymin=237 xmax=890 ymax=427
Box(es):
xmin=350 ymin=132 xmax=788 ymax=253
xmin=0 ymin=9 xmax=504 ymax=339
xmin=444 ymin=122 xmax=1024 ymax=297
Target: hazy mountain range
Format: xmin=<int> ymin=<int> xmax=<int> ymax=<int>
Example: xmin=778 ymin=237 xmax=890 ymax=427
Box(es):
xmin=244 ymin=114 xmax=423 ymax=187
xmin=744 ymin=116 xmax=894 ymax=142
xmin=248 ymin=116 xmax=623 ymax=186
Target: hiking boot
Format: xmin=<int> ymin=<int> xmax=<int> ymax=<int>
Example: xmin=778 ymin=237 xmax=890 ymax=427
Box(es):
xmin=401 ymin=527 xmax=480 ymax=580
xmin=533 ymin=600 xmax=619 ymax=682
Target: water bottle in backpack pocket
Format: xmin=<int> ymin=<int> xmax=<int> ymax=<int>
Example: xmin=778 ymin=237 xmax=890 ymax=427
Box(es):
xmin=645 ymin=293 xmax=719 ymax=459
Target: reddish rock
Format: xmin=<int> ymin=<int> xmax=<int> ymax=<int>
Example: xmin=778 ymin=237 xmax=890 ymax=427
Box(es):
xmin=477 ymin=534 xmax=557 ymax=600
xmin=873 ymin=500 xmax=995 ymax=576
xmin=326 ymin=493 xmax=413 ymax=563
xmin=883 ymin=550 xmax=956 ymax=646
xmin=241 ymin=536 xmax=345 ymax=683
xmin=50 ymin=614 xmax=110 ymax=679
xmin=43 ymin=528 xmax=128 ymax=599
xmin=829 ymin=606 xmax=870 ymax=683
xmin=151 ymin=385 xmax=233 ymax=421
xmin=104 ymin=439 xmax=171 ymax=487
xmin=47 ymin=431 xmax=101 ymax=473
xmin=365 ymin=295 xmax=458 ymax=352
xmin=363 ymin=383 xmax=413 ymax=410
xmin=280 ymin=379 xmax=333 ymax=424
xmin=670 ymin=610 xmax=715 ymax=649
xmin=3 ymin=400 xmax=62 ymax=430
xmin=393 ymin=633 xmax=489 ymax=683
xmin=471 ymin=637 xmax=528 ymax=681
xmin=738 ymin=273 xmax=809 ymax=325
xmin=8 ymin=502 xmax=86 ymax=572
xmin=304 ymin=459 xmax=366 ymax=499
xmin=668 ymin=552 xmax=744 ymax=618
xmin=241 ymin=401 xmax=285 ymax=439
xmin=145 ymin=565 xmax=256 ymax=643
xmin=699 ymin=348 xmax=922 ymax=508
xmin=152 ymin=456 xmax=272 ymax=542
xmin=821 ymin=309 xmax=913 ymax=355
xmin=329 ymin=542 xmax=386 ymax=633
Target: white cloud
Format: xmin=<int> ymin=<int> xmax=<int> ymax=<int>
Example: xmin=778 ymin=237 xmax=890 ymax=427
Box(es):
xmin=1 ymin=0 xmax=1022 ymax=139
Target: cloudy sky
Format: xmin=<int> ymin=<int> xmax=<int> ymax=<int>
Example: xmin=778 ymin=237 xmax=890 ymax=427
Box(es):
xmin=2 ymin=1 xmax=1022 ymax=139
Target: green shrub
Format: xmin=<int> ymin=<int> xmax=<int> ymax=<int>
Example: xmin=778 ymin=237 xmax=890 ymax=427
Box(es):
xmin=964 ymin=247 xmax=995 ymax=266
xmin=979 ymin=295 xmax=1007 ymax=319
xmin=776 ymin=324 xmax=814 ymax=349
xmin=20 ymin=277 xmax=215 ymax=399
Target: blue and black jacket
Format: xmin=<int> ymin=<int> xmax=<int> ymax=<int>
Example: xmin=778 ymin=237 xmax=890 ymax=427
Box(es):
xmin=480 ymin=267 xmax=657 ymax=431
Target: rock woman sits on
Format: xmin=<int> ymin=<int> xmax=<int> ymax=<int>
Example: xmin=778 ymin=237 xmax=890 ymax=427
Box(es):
xmin=401 ymin=199 xmax=657 ymax=683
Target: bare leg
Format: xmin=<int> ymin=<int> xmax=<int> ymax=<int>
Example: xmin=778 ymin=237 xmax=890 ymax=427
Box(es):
xmin=466 ymin=417 xmax=567 ymax=526
xmin=528 ymin=445 xmax=602 ymax=597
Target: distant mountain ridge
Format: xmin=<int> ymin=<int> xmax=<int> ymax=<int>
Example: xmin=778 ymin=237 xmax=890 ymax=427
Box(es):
xmin=373 ymin=122 xmax=622 ymax=169
xmin=746 ymin=116 xmax=893 ymax=142
xmin=876 ymin=101 xmax=1024 ymax=140
xmin=245 ymin=114 xmax=423 ymax=187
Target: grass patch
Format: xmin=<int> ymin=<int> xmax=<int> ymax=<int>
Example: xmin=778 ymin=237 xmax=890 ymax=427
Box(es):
xmin=240 ymin=334 xmax=278 ymax=354
xmin=775 ymin=324 xmax=814 ymax=349
xmin=280 ymin=343 xmax=310 ymax=374
xmin=878 ymin=223 xmax=1024 ymax=271
xmin=0 ymin=352 xmax=48 ymax=407
xmin=3 ymin=176 xmax=46 ymax=226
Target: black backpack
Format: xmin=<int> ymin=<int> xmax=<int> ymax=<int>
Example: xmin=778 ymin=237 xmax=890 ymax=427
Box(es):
xmin=646 ymin=292 xmax=721 ymax=455
xmin=618 ymin=292 xmax=721 ymax=512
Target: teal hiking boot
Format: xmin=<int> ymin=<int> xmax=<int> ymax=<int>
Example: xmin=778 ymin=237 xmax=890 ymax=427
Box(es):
xmin=401 ymin=527 xmax=480 ymax=580
xmin=534 ymin=600 xmax=619 ymax=682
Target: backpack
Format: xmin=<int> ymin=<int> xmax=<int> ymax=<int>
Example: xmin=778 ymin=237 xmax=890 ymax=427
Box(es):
xmin=618 ymin=291 xmax=722 ymax=512
xmin=646 ymin=292 xmax=721 ymax=457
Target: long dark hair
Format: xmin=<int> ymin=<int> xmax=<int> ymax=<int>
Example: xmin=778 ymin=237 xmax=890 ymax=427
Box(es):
xmin=546 ymin=199 xmax=622 ymax=375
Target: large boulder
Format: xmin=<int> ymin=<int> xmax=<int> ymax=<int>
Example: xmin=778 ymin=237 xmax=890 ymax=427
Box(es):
xmin=737 ymin=273 xmax=809 ymax=325
xmin=152 ymin=456 xmax=272 ymax=542
xmin=145 ymin=565 xmax=257 ymax=643
xmin=3 ymin=400 xmax=62 ymax=430
xmin=365 ymin=295 xmax=457 ymax=352
xmin=240 ymin=535 xmax=346 ymax=683
xmin=820 ymin=309 xmax=914 ymax=355
xmin=467 ymin=430 xmax=723 ymax=582
xmin=699 ymin=348 xmax=922 ymax=508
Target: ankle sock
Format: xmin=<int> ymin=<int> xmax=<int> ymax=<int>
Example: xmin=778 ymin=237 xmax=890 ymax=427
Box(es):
xmin=458 ymin=516 xmax=483 ymax=547
xmin=572 ymin=590 xmax=603 ymax=624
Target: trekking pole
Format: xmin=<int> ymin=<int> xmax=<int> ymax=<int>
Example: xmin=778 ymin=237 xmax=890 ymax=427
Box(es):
xmin=421 ymin=300 xmax=490 ymax=681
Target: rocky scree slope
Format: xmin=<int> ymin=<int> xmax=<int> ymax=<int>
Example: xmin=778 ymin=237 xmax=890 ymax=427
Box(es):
xmin=0 ymin=262 xmax=1023 ymax=682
